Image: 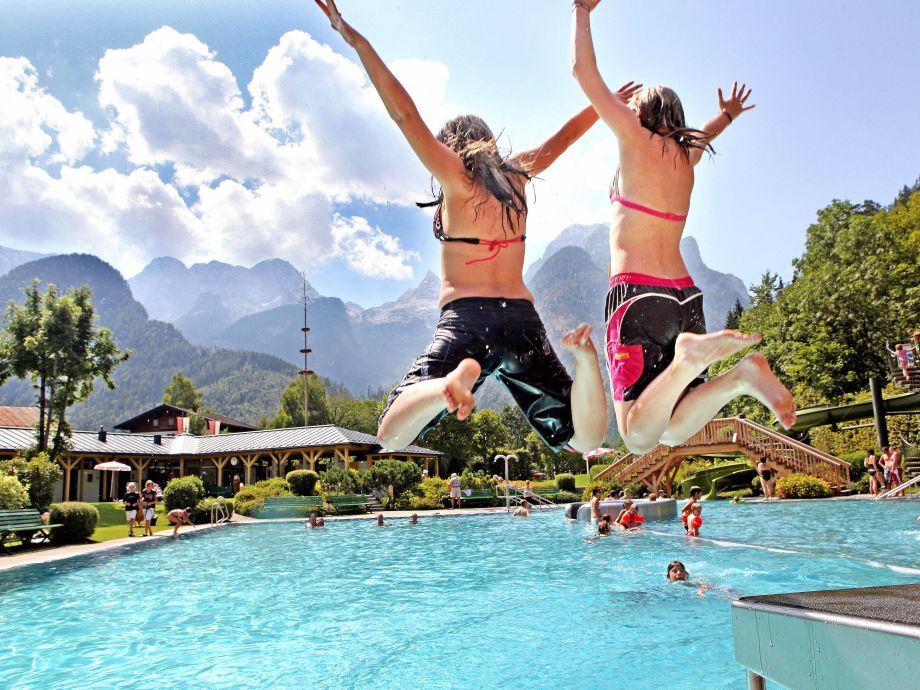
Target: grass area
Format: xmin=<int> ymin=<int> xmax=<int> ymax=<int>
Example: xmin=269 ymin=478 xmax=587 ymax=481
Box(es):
xmin=89 ymin=502 xmax=173 ymax=542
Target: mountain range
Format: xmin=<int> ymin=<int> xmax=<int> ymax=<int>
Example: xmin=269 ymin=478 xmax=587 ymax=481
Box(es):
xmin=0 ymin=231 xmax=749 ymax=430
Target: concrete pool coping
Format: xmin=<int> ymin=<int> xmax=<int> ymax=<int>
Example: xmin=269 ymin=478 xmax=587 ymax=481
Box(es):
xmin=0 ymin=504 xmax=545 ymax=573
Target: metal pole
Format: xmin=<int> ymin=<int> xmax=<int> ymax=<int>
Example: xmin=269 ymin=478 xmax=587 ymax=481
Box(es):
xmin=495 ymin=454 xmax=517 ymax=512
xmin=869 ymin=376 xmax=889 ymax=451
xmin=299 ymin=273 xmax=313 ymax=427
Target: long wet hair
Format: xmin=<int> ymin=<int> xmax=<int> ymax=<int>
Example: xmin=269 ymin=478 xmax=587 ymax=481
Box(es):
xmin=629 ymin=85 xmax=714 ymax=159
xmin=418 ymin=114 xmax=529 ymax=232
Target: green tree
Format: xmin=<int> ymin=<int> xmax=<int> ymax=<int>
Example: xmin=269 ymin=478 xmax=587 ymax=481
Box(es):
xmin=0 ymin=281 xmax=129 ymax=460
xmin=749 ymin=271 xmax=783 ymax=307
xmin=469 ymin=409 xmax=510 ymax=465
xmin=500 ymin=404 xmax=530 ymax=448
xmin=723 ymin=298 xmax=744 ymax=330
xmin=270 ymin=375 xmax=330 ymax=428
xmin=421 ymin=413 xmax=475 ymax=474
xmin=162 ymin=372 xmax=203 ymax=411
xmin=327 ymin=393 xmax=382 ymax=434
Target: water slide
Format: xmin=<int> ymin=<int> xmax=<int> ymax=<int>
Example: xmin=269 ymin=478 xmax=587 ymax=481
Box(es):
xmin=781 ymin=391 xmax=920 ymax=434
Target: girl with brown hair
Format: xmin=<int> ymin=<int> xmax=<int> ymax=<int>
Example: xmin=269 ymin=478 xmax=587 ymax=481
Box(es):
xmin=571 ymin=0 xmax=796 ymax=455
xmin=316 ymin=0 xmax=618 ymax=453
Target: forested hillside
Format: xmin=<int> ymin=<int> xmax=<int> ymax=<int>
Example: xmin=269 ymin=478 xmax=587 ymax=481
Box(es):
xmin=0 ymin=255 xmax=298 ymax=428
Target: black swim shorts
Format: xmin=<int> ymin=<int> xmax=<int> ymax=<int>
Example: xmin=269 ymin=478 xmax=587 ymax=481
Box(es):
xmin=604 ymin=273 xmax=707 ymax=402
xmin=381 ymin=297 xmax=574 ymax=451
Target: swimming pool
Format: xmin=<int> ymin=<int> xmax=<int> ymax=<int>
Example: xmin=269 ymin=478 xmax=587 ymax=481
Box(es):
xmin=1 ymin=499 xmax=918 ymax=689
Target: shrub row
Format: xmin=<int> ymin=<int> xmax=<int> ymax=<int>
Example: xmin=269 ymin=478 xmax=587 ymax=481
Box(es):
xmin=234 ymin=478 xmax=293 ymax=516
xmin=49 ymin=502 xmax=99 ymax=544
xmin=775 ymin=472 xmax=831 ymax=499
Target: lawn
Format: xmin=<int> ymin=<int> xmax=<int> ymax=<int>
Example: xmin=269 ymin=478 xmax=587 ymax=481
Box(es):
xmin=89 ymin=502 xmax=174 ymax=542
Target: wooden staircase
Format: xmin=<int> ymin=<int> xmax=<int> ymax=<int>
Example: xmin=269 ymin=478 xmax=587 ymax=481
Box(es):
xmin=591 ymin=418 xmax=851 ymax=495
xmin=891 ymin=368 xmax=920 ymax=393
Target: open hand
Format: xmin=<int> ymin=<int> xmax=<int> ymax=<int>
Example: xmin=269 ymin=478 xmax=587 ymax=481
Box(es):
xmin=718 ymin=81 xmax=755 ymax=120
xmin=562 ymin=323 xmax=597 ymax=356
xmin=614 ymin=81 xmax=643 ymax=104
xmin=315 ymin=0 xmax=356 ymax=45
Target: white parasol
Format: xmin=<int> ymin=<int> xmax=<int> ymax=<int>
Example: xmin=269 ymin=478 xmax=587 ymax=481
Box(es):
xmin=94 ymin=461 xmax=131 ymax=498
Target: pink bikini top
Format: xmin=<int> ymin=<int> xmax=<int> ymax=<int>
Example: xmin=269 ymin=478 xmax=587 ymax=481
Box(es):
xmin=609 ymin=171 xmax=688 ymax=222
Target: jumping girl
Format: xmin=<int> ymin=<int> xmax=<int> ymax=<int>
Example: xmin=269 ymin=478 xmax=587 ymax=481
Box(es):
xmin=316 ymin=0 xmax=617 ymax=453
xmin=570 ymin=0 xmax=796 ymax=455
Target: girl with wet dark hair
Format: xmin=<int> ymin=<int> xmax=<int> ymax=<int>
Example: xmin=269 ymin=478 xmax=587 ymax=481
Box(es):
xmin=571 ymin=0 xmax=796 ymax=456
xmin=317 ymin=0 xmax=624 ymax=454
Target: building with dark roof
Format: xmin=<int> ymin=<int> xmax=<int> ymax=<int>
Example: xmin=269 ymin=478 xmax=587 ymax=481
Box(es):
xmin=114 ymin=403 xmax=257 ymax=434
xmin=0 ymin=424 xmax=443 ymax=503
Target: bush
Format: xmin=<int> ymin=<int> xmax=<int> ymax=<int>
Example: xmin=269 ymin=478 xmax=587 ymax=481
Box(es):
xmin=163 ymin=476 xmax=206 ymax=511
xmin=320 ymin=467 xmax=361 ymax=494
xmin=233 ymin=478 xmax=292 ymax=516
xmin=549 ymin=490 xmax=581 ymax=504
xmin=369 ymin=459 xmax=422 ymax=502
xmin=775 ymin=473 xmax=831 ymax=499
xmin=624 ymin=482 xmax=647 ymax=498
xmin=853 ymin=474 xmax=871 ymax=494
xmin=556 ymin=474 xmax=576 ymax=492
xmin=49 ymin=502 xmax=99 ymax=544
xmin=286 ymin=470 xmax=320 ymax=496
xmin=234 ymin=498 xmax=263 ymax=517
xmin=0 ymin=475 xmax=29 ymax=509
xmin=410 ymin=477 xmax=448 ymax=510
xmin=839 ymin=451 xmax=866 ymax=482
xmin=0 ymin=454 xmax=62 ymax=511
xmin=588 ymin=463 xmax=614 ymax=481
xmin=580 ymin=480 xmax=624 ymax=502
xmin=189 ymin=497 xmax=235 ymax=524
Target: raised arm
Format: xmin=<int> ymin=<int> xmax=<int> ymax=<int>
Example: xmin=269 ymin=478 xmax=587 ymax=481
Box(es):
xmin=511 ymin=82 xmax=641 ymax=176
xmin=315 ymin=0 xmax=466 ymax=189
xmin=570 ymin=1 xmax=642 ymax=141
xmin=689 ymin=82 xmax=756 ymax=164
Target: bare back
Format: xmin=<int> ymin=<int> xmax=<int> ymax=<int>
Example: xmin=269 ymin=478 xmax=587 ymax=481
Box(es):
xmin=438 ymin=175 xmax=534 ymax=307
xmin=610 ymin=134 xmax=694 ymax=278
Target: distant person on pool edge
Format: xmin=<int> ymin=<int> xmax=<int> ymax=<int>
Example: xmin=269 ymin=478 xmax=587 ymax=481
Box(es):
xmin=571 ymin=0 xmax=796 ymax=457
xmin=141 ymin=479 xmax=157 ymax=536
xmin=124 ymin=482 xmax=140 ymax=537
xmin=448 ymin=473 xmax=462 ymax=509
xmin=314 ymin=0 xmax=612 ymax=459
xmin=166 ymin=507 xmax=192 ymax=537
xmin=756 ymin=457 xmax=775 ymax=500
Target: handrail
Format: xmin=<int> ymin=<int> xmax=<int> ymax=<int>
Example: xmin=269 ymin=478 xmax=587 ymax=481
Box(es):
xmin=610 ymin=417 xmax=851 ymax=489
xmin=210 ymin=499 xmax=230 ymax=524
xmin=592 ymin=453 xmax=635 ymax=482
xmin=876 ymin=474 xmax=920 ymax=499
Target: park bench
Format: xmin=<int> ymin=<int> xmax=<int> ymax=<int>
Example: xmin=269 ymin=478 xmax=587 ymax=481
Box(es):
xmin=444 ymin=488 xmax=495 ymax=506
xmin=204 ymin=485 xmax=233 ymax=498
xmin=325 ymin=494 xmax=371 ymax=514
xmin=0 ymin=509 xmax=62 ymax=553
xmin=254 ymin=495 xmax=323 ymax=518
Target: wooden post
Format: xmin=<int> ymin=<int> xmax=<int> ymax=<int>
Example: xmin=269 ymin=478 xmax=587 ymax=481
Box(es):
xmin=211 ymin=457 xmax=229 ymax=486
xmin=435 ymin=456 xmax=440 ymax=477
xmin=241 ymin=454 xmax=257 ymax=485
xmin=59 ymin=457 xmax=80 ymax=501
xmin=179 ymin=458 xmax=185 ymax=477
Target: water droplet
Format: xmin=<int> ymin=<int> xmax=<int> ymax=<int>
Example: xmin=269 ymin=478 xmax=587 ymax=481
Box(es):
xmin=501 ymin=301 xmax=507 ymax=308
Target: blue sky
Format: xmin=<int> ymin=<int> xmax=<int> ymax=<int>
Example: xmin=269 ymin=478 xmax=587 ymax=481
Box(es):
xmin=1 ymin=0 xmax=917 ymax=307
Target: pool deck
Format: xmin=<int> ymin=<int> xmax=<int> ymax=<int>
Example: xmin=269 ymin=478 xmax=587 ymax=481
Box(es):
xmin=0 ymin=504 xmax=535 ymax=573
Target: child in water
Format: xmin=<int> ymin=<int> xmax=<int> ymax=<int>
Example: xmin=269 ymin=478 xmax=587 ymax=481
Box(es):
xmin=615 ymin=501 xmax=645 ymax=529
xmin=686 ymin=503 xmax=703 ymax=537
xmin=571 ymin=0 xmax=796 ymax=455
xmin=597 ymin=514 xmax=612 ymax=535
xmin=680 ymin=486 xmax=702 ymax=532
xmin=316 ymin=0 xmax=628 ymax=456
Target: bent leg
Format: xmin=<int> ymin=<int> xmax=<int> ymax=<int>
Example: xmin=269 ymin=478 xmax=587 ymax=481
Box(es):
xmin=377 ymin=359 xmax=481 ymax=450
xmin=659 ymin=352 xmax=797 ymax=447
xmin=562 ymin=324 xmax=608 ymax=452
xmin=617 ymin=330 xmax=761 ymax=453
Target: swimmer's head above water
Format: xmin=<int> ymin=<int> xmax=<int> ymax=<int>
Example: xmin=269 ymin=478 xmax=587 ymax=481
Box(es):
xmin=667 ymin=560 xmax=688 ymax=582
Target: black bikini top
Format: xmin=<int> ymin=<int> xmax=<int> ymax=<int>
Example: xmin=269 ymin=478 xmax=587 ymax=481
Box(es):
xmin=432 ymin=205 xmax=525 ymax=265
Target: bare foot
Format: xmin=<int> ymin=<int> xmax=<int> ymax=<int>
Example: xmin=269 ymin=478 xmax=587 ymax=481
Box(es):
xmin=442 ymin=358 xmax=480 ymax=420
xmin=675 ymin=330 xmax=762 ymax=372
xmin=737 ymin=352 xmax=797 ymax=428
xmin=562 ymin=323 xmax=597 ymax=358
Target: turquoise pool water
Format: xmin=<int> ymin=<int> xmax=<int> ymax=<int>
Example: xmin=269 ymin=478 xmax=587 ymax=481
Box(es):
xmin=1 ymin=499 xmax=918 ymax=689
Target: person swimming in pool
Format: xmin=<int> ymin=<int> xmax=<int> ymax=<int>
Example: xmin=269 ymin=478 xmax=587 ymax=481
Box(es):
xmin=666 ymin=560 xmax=712 ymax=597
xmin=315 ymin=0 xmax=634 ymax=456
xmin=571 ymin=0 xmax=796 ymax=455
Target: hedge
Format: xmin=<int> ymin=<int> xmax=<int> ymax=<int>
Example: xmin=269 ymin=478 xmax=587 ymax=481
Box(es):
xmin=0 ymin=475 xmax=29 ymax=509
xmin=286 ymin=470 xmax=320 ymax=496
xmin=556 ymin=474 xmax=576 ymax=492
xmin=163 ymin=476 xmax=206 ymax=511
xmin=775 ymin=472 xmax=831 ymax=499
xmin=234 ymin=478 xmax=292 ymax=516
xmin=190 ymin=497 xmax=235 ymax=524
xmin=49 ymin=502 xmax=99 ymax=544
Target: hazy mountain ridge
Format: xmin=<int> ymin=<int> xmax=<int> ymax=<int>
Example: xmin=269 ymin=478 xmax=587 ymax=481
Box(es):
xmin=0 ymin=255 xmax=297 ymax=428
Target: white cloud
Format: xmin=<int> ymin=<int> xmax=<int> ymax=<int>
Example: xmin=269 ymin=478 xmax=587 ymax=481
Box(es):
xmin=0 ymin=27 xmax=462 ymax=280
xmin=331 ymin=215 xmax=419 ymax=279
